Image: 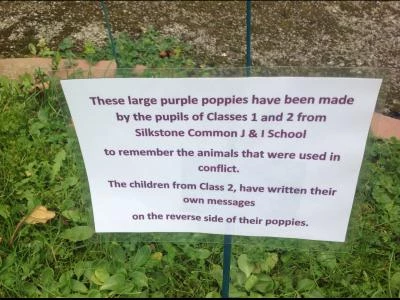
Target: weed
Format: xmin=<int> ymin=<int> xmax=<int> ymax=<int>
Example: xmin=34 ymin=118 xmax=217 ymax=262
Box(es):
xmin=89 ymin=27 xmax=195 ymax=70
xmin=28 ymin=37 xmax=76 ymax=70
xmin=29 ymin=27 xmax=196 ymax=75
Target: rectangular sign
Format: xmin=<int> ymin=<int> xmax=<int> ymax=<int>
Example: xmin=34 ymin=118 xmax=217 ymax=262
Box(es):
xmin=61 ymin=77 xmax=382 ymax=242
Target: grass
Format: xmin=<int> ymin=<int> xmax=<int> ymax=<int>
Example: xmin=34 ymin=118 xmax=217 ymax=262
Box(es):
xmin=0 ymin=30 xmax=399 ymax=298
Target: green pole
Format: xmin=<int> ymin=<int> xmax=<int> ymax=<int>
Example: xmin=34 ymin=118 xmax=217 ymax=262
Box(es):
xmin=221 ymin=1 xmax=251 ymax=298
xmin=99 ymin=0 xmax=120 ymax=68
xmin=221 ymin=235 xmax=233 ymax=298
xmin=246 ymin=0 xmax=252 ymax=75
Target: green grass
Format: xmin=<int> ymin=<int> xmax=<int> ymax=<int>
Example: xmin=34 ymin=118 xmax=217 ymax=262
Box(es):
xmin=0 ymin=31 xmax=399 ymax=298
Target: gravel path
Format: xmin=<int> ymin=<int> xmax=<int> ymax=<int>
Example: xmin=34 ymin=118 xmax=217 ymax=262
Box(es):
xmin=0 ymin=1 xmax=399 ymax=116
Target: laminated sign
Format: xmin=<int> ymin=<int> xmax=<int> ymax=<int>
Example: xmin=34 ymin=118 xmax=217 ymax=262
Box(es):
xmin=61 ymin=77 xmax=382 ymax=242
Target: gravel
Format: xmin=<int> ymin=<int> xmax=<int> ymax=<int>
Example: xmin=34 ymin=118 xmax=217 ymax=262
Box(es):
xmin=0 ymin=1 xmax=399 ymax=116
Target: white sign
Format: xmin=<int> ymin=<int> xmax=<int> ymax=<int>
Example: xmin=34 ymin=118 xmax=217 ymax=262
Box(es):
xmin=61 ymin=77 xmax=382 ymax=242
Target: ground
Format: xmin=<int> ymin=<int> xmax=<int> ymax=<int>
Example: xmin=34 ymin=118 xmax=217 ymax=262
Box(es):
xmin=0 ymin=1 xmax=399 ymax=116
